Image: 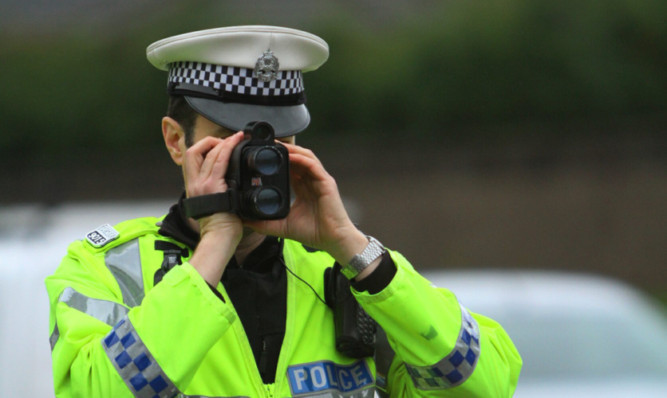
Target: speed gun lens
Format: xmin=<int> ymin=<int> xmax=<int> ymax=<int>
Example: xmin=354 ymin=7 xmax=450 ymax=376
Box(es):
xmin=247 ymin=147 xmax=282 ymax=176
xmin=251 ymin=187 xmax=283 ymax=216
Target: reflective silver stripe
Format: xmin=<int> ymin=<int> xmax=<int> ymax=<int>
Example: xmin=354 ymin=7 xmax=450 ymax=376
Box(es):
xmin=405 ymin=305 xmax=480 ymax=390
xmin=50 ymin=287 xmax=130 ymax=350
xmin=59 ymin=287 xmax=130 ymax=326
xmin=105 ymin=239 xmax=145 ymax=307
xmin=49 ymin=323 xmax=59 ymax=351
xmin=103 ymin=316 xmax=180 ymax=398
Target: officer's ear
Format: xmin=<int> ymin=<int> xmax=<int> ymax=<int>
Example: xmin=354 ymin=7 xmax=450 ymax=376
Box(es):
xmin=162 ymin=116 xmax=186 ymax=166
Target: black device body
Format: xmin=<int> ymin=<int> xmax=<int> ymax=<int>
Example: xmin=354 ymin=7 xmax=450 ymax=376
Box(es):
xmin=226 ymin=121 xmax=290 ymax=220
xmin=324 ymin=264 xmax=377 ymax=358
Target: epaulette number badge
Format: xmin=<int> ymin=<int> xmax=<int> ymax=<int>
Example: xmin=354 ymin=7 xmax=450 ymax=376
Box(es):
xmin=86 ymin=224 xmax=120 ymax=248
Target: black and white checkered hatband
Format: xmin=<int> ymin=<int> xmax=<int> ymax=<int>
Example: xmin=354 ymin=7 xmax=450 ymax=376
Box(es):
xmin=168 ymin=61 xmax=304 ymax=104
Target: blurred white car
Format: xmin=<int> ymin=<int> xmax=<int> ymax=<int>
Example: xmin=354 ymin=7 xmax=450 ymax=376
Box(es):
xmin=423 ymin=269 xmax=667 ymax=397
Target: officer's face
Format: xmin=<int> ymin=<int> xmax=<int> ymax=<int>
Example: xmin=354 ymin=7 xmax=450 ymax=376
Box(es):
xmin=191 ymin=115 xmax=295 ymax=145
xmin=190 ymin=115 xmax=236 ymax=143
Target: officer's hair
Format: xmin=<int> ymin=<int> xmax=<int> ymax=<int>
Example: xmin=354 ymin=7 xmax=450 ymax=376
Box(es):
xmin=166 ymin=95 xmax=197 ymax=147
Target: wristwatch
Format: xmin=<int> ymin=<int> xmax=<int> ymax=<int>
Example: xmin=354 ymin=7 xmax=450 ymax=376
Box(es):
xmin=342 ymin=235 xmax=386 ymax=279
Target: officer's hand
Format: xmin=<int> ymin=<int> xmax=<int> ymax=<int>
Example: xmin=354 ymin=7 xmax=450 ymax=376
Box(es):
xmin=245 ymin=143 xmax=369 ymax=265
xmin=183 ymin=132 xmax=245 ymax=285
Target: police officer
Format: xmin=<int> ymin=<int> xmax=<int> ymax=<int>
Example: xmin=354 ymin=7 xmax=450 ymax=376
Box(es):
xmin=46 ymin=26 xmax=522 ymax=397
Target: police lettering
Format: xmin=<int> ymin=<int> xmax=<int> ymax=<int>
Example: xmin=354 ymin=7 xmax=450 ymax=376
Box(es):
xmin=288 ymin=360 xmax=373 ymax=395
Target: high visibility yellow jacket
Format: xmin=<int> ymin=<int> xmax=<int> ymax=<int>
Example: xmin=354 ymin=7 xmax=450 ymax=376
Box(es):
xmin=45 ymin=215 xmax=521 ymax=397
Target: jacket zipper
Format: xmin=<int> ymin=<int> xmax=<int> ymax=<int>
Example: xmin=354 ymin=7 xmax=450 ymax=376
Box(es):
xmin=264 ymin=382 xmax=274 ymax=398
xmin=260 ymin=339 xmax=277 ymax=397
xmin=258 ymin=337 xmax=270 ymax=381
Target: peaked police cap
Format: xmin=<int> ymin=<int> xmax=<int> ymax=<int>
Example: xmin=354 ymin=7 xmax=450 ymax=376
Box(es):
xmin=146 ymin=26 xmax=329 ymax=137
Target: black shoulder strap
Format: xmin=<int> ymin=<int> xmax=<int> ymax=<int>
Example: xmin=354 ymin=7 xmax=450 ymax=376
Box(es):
xmin=153 ymin=240 xmax=189 ymax=285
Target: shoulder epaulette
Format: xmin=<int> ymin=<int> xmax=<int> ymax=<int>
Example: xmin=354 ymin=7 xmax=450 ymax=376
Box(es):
xmin=83 ymin=216 xmax=164 ymax=251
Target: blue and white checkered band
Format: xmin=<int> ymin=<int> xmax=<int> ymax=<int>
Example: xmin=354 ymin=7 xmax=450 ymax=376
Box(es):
xmin=103 ymin=316 xmax=181 ymax=397
xmin=168 ymin=61 xmax=304 ymax=99
xmin=405 ymin=305 xmax=481 ymax=390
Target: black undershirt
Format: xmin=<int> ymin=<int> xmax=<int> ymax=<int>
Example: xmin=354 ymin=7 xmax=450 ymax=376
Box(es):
xmin=222 ymin=236 xmax=287 ymax=383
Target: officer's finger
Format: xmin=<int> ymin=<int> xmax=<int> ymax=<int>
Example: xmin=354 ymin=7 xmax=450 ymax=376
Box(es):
xmin=198 ymin=142 xmax=225 ymax=179
xmin=209 ymin=132 xmax=245 ymax=179
xmin=288 ymin=150 xmax=331 ymax=183
xmin=183 ymin=138 xmax=220 ymax=184
xmin=190 ymin=133 xmax=244 ymax=180
xmin=189 ymin=136 xmax=225 ymax=159
xmin=283 ymin=143 xmax=319 ymax=161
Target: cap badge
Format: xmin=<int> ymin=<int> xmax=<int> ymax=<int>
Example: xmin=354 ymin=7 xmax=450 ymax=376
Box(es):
xmin=254 ymin=50 xmax=280 ymax=82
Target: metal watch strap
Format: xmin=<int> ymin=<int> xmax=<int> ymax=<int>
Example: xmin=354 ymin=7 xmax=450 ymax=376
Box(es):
xmin=342 ymin=236 xmax=386 ymax=279
xmin=182 ymin=192 xmax=236 ymax=219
